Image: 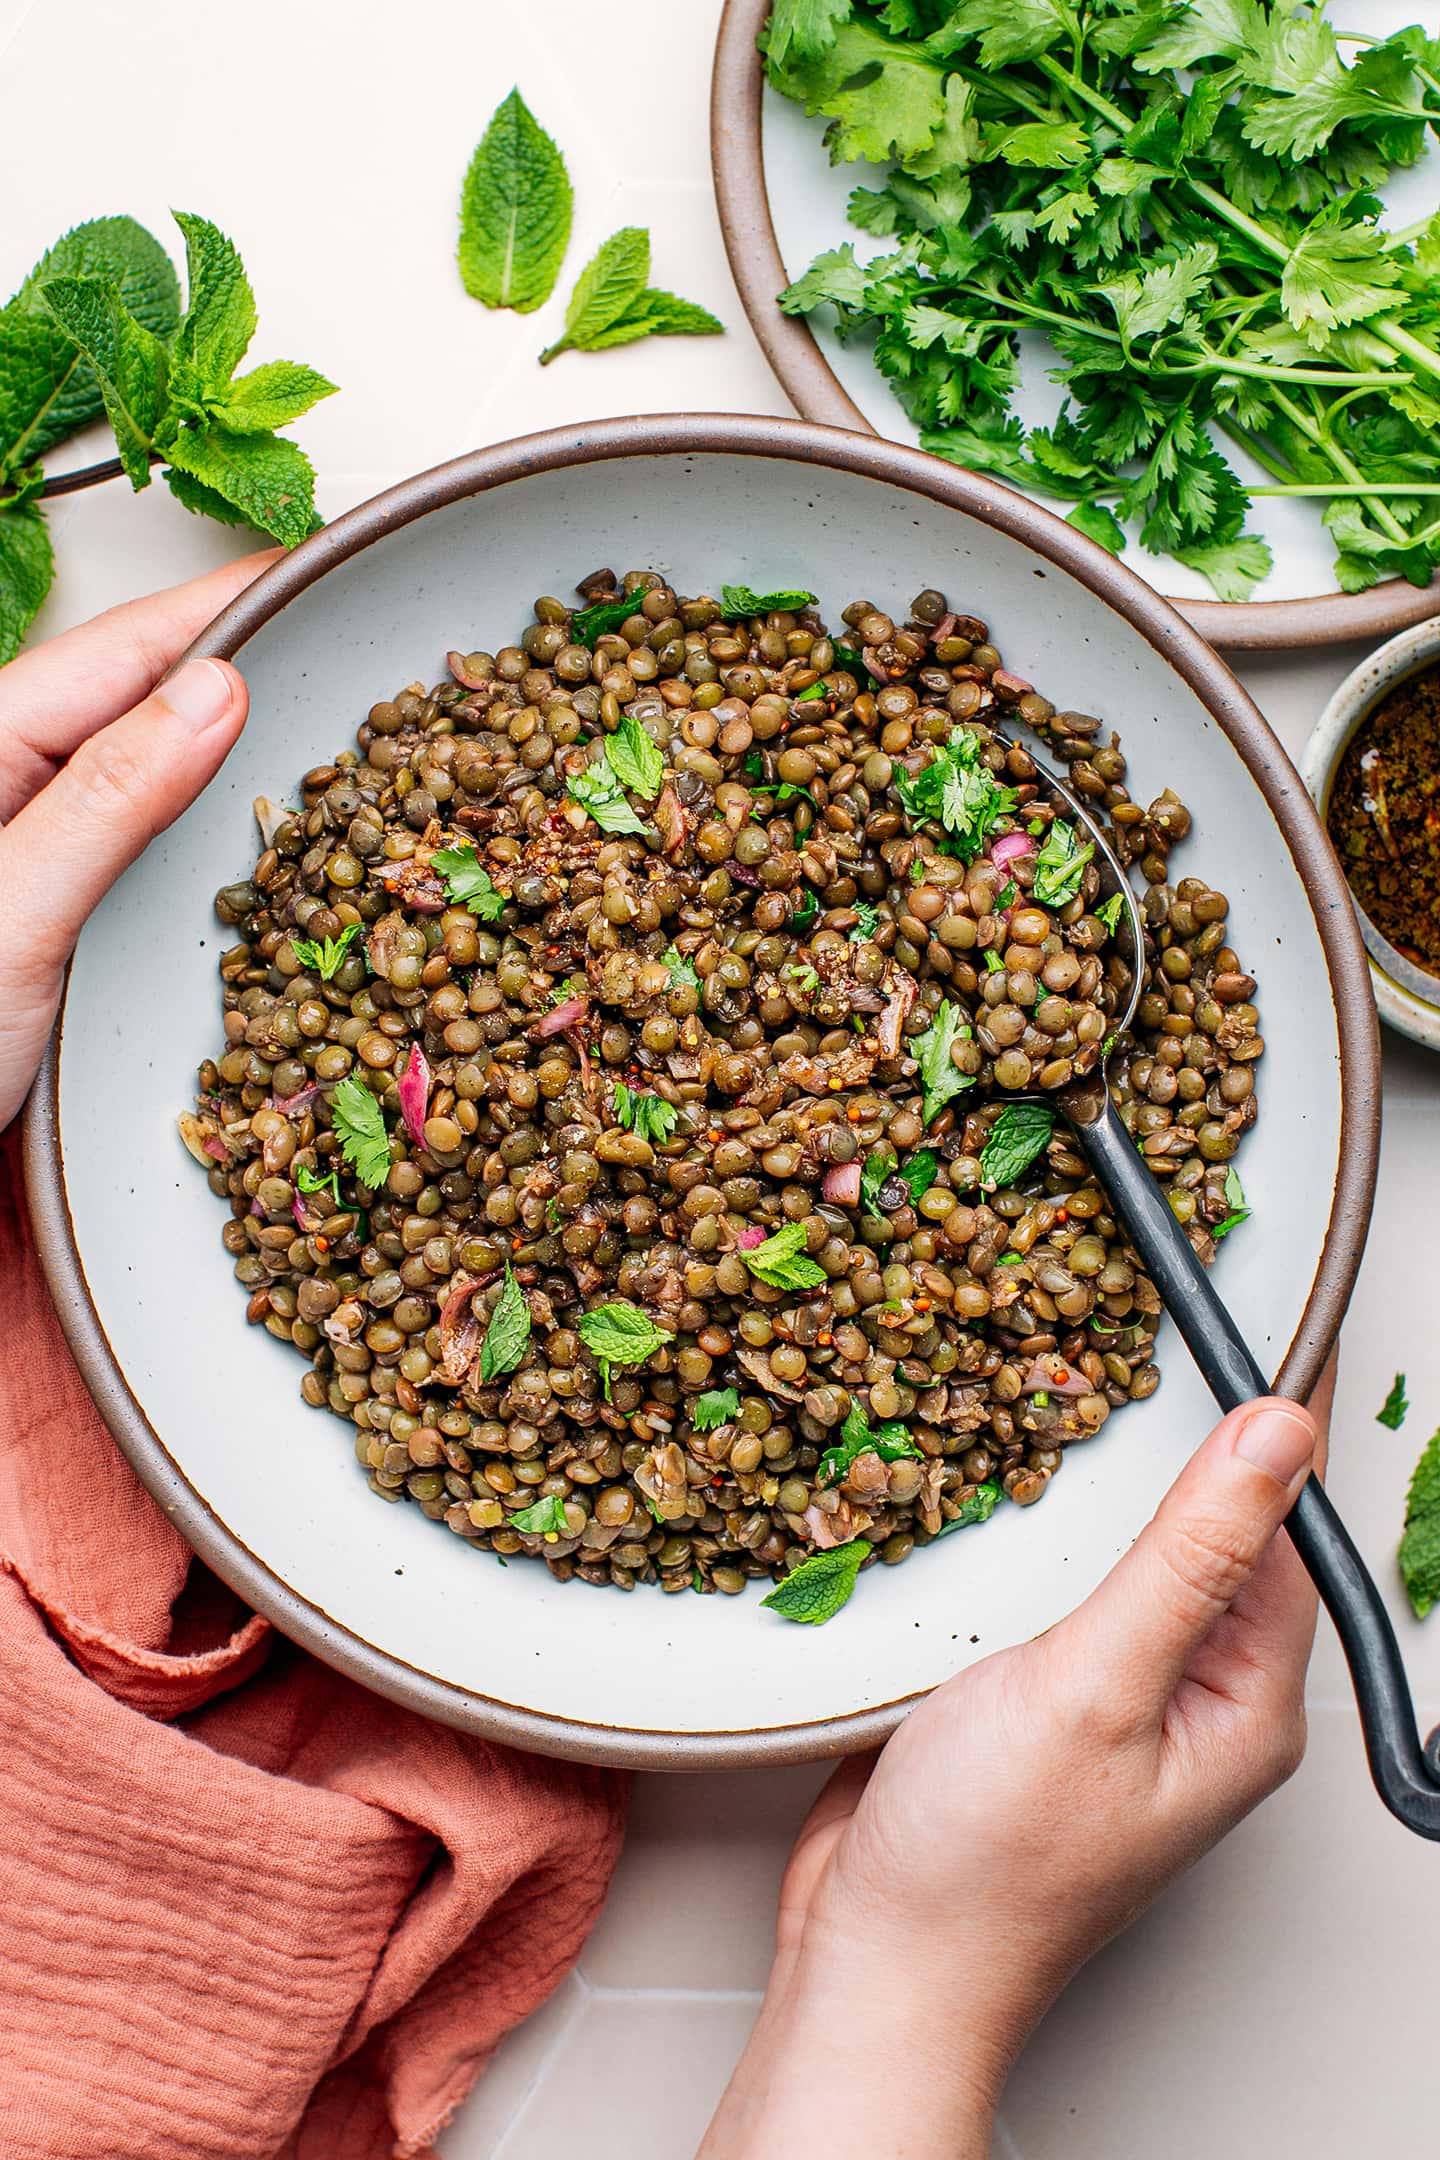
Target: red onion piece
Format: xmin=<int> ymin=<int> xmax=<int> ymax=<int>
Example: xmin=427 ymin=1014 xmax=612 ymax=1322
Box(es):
xmin=1021 ymin=1356 xmax=1090 ymax=1398
xmin=249 ymin=1196 xmax=265 ymax=1217
xmin=398 ymin=1042 xmax=431 ymax=1150
xmin=737 ymin=1224 xmax=767 ymax=1250
xmin=823 ymin=1160 xmax=863 ymax=1206
xmin=533 ymin=994 xmax=588 ymax=1038
xmin=272 ymin=1081 xmax=320 ymax=1116
xmin=990 ymin=830 xmax=1036 ymax=871
xmin=447 ymin=649 xmax=490 ymax=691
xmin=729 ymin=860 xmax=760 ymax=886
xmin=202 ymin=1135 xmax=230 ymax=1163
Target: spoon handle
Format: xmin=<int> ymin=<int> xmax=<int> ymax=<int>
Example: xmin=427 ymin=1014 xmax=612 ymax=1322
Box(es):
xmin=1077 ymin=1093 xmax=1440 ymax=1840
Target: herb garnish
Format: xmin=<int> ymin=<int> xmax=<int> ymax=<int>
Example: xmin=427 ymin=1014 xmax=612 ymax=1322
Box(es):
xmin=783 ymin=962 xmax=820 ymax=994
xmin=540 ymin=225 xmax=722 ymax=364
xmin=849 ymin=900 xmax=880 ymax=941
xmin=894 ymin=728 xmax=1016 ymax=861
xmin=292 ymin=922 xmax=360 ymax=981
xmin=761 ymin=1538 xmax=869 ymax=1625
xmin=1399 ymin=1425 xmax=1440 ymax=1620
xmin=571 ymin=589 xmax=643 ymax=647
xmin=433 ymin=844 xmax=508 ymax=921
xmin=459 ymin=90 xmax=572 ymax=314
xmin=720 ymin=584 xmax=817 ymax=617
xmin=817 ymin=1399 xmax=922 ymax=1487
xmin=613 ymin=1082 xmax=679 ymax=1145
xmin=980 ymin=1102 xmax=1055 ymax=1190
xmin=510 ymin=1492 xmax=569 ymax=1538
xmin=661 ymin=944 xmax=699 ymax=991
xmin=328 ymin=1072 xmax=391 ymax=1190
xmin=913 ymin=1001 xmax=976 ymax=1123
xmin=566 ymin=753 xmax=651 ymax=837
xmin=1096 ymin=891 xmax=1126 ymax=935
xmin=605 ymin=710 xmax=665 ymax=799
xmin=295 ymin=1162 xmax=341 ymax=1210
xmin=1031 ymin=820 xmax=1095 ymax=908
xmin=936 ymin=1481 xmax=1005 ymax=1536
xmin=692 ymin=1387 xmax=741 ymax=1432
xmin=479 ymin=1265 xmax=531 ymax=1383
xmin=1212 ymin=1165 xmax=1251 ymax=1240
xmin=742 ymin=1220 xmax=828 ymax=1290
xmin=1377 ymin=1373 xmax=1410 ymax=1432
xmin=577 ymin=1301 xmax=675 ymax=1399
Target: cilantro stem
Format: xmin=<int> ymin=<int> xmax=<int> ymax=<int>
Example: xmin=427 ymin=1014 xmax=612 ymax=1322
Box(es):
xmin=1267 ymin=383 xmax=1411 ymax=546
xmin=1246 ymin=482 xmax=1440 ymax=497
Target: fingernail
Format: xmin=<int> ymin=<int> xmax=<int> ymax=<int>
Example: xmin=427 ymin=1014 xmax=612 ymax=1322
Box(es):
xmin=1235 ymin=1402 xmax=1315 ymax=1486
xmin=161 ymin=658 xmax=234 ymax=733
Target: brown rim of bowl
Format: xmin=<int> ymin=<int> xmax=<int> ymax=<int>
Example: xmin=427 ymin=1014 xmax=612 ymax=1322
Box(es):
xmin=23 ymin=412 xmax=1380 ymax=1772
xmin=710 ymin=0 xmax=1440 ymax=656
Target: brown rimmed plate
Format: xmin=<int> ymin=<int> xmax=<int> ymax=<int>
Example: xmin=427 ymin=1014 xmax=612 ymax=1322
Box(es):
xmin=710 ymin=0 xmax=1440 ymax=654
xmin=25 ymin=414 xmax=1378 ymax=1768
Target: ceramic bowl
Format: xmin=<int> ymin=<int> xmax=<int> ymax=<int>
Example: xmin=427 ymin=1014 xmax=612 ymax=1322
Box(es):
xmin=25 ymin=415 xmax=1379 ymax=1770
xmin=1301 ymin=617 xmax=1440 ymax=1055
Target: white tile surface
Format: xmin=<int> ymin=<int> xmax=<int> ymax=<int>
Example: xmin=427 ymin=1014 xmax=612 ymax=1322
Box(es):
xmin=9 ymin=2 xmax=1440 ymax=2154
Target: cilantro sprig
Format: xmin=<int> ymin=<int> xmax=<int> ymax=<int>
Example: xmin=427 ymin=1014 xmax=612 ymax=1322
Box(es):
xmin=613 ymin=1082 xmax=679 ymax=1145
xmin=767 ymin=1 xmax=1440 ymax=603
xmin=328 ymin=1073 xmax=391 ymax=1190
xmin=893 ymin=729 xmax=1016 ymax=862
xmin=292 ymin=922 xmax=361 ymax=981
xmin=817 ymin=1400 xmax=922 ymax=1487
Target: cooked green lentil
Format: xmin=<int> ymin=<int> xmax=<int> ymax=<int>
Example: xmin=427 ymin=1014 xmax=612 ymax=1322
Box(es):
xmin=184 ymin=573 xmax=1260 ymax=1599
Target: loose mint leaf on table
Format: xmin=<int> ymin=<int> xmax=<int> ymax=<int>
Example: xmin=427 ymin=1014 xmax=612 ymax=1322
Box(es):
xmin=720 ymin=584 xmax=816 ymax=618
xmin=605 ymin=710 xmax=664 ymax=798
xmin=479 ymin=1265 xmax=531 ymax=1382
xmin=434 ymin=843 xmax=508 ymax=920
xmin=38 ymin=278 xmax=169 ymax=487
xmin=936 ymin=1480 xmax=1005 ymax=1535
xmin=980 ymin=1103 xmax=1054 ymax=1190
xmin=0 ymin=503 xmax=54 ymax=667
xmin=1211 ymin=1164 xmax=1250 ymax=1240
xmin=578 ymin=288 xmax=723 ymax=353
xmin=1377 ymin=1374 xmax=1409 ymax=1432
xmin=578 ymin=1300 xmax=674 ymax=1400
xmin=817 ymin=1399 xmax=922 ymax=1486
xmin=742 ymin=1220 xmax=828 ymax=1291
xmin=539 ymin=226 xmax=649 ymax=363
xmin=459 ymin=88 xmax=573 ymax=314
xmin=571 ymin=589 xmax=644 ymax=647
xmin=510 ymin=1491 xmax=569 ymax=1537
xmin=329 ymin=1072 xmax=391 ymax=1189
xmin=913 ymin=1001 xmax=975 ymax=1124
xmin=692 ymin=1386 xmax=740 ymax=1432
xmin=1399 ymin=1425 xmax=1440 ymax=1620
xmin=761 ymin=1538 xmax=870 ymax=1624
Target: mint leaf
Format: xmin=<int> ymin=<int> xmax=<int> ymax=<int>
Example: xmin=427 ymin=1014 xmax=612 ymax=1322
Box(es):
xmin=511 ymin=1491 xmax=569 ymax=1537
xmin=164 ymin=464 xmax=252 ymax=528
xmin=578 ymin=1301 xmax=674 ymax=1400
xmin=164 ymin=425 xmax=318 ymax=549
xmin=292 ymin=922 xmax=360 ymax=981
xmin=692 ymin=1386 xmax=740 ymax=1432
xmin=479 ymin=1265 xmax=531 ymax=1382
xmin=571 ymin=589 xmax=643 ymax=646
xmin=980 ymin=1103 xmax=1054 ymax=1190
xmin=433 ymin=843 xmax=508 ymax=920
xmin=37 ymin=278 xmax=168 ymax=487
xmin=720 ymin=584 xmax=816 ymax=618
xmin=1031 ymin=820 xmax=1095 ymax=908
xmin=566 ymin=756 xmax=650 ymax=836
xmin=328 ymin=1072 xmax=391 ymax=1189
xmin=761 ymin=1539 xmax=868 ymax=1625
xmin=913 ymin=1002 xmax=975 ymax=1124
xmin=211 ymin=360 xmax=338 ymax=434
xmin=612 ymin=1082 xmax=679 ymax=1145
xmin=1399 ymin=1425 xmax=1440 ymax=1620
xmin=605 ymin=711 xmax=665 ymax=798
xmin=170 ymin=212 xmax=256 ymax=395
xmin=295 ymin=1162 xmax=341 ymax=1209
xmin=460 ymin=88 xmax=573 ymax=315
xmin=539 ymin=226 xmax=649 ymax=364
xmin=742 ymin=1220 xmax=828 ymax=1291
xmin=1377 ymin=1374 xmax=1409 ymax=1432
xmin=817 ymin=1399 xmax=922 ymax=1485
xmin=0 ymin=501 xmax=53 ymax=665
xmin=1211 ymin=1163 xmax=1251 ymax=1240
xmin=580 ymin=288 xmax=723 ymax=352
xmin=935 ymin=1480 xmax=1004 ymax=1535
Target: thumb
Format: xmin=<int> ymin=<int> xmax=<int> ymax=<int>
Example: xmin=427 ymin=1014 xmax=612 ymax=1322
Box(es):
xmin=2 ymin=657 xmax=247 ymax=974
xmin=1061 ymin=1395 xmax=1318 ymax=1717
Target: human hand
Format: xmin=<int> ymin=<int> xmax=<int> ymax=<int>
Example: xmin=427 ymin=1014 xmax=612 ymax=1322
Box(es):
xmin=0 ymin=554 xmax=275 ymax=1133
xmin=702 ymin=1385 xmax=1327 ymax=2159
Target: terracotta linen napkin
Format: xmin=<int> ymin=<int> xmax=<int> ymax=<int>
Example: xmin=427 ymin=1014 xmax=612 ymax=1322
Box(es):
xmin=0 ymin=1130 xmax=627 ymax=2159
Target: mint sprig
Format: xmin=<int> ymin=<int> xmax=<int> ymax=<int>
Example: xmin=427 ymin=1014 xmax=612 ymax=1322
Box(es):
xmin=460 ymin=89 xmax=573 ymax=315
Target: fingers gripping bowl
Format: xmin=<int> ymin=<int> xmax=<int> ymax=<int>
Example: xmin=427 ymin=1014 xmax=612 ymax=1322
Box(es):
xmin=26 ymin=417 xmax=1377 ymax=1768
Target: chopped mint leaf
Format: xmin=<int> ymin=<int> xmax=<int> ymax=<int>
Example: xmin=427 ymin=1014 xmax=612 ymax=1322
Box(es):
xmin=742 ymin=1220 xmax=828 ymax=1290
xmin=1031 ymin=820 xmax=1095 ymax=909
xmin=434 ymin=843 xmax=508 ymax=920
xmin=761 ymin=1538 xmax=868 ymax=1624
xmin=980 ymin=1103 xmax=1055 ymax=1190
xmin=479 ymin=1264 xmax=531 ymax=1383
xmin=1377 ymin=1374 xmax=1409 ymax=1432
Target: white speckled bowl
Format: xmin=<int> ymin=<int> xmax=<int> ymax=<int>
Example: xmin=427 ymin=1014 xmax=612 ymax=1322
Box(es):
xmin=1301 ymin=616 xmax=1440 ymax=1054
xmin=25 ymin=416 xmax=1378 ymax=1769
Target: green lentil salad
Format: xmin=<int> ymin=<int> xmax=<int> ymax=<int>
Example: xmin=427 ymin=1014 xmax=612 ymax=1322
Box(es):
xmin=183 ymin=573 xmax=1260 ymax=1620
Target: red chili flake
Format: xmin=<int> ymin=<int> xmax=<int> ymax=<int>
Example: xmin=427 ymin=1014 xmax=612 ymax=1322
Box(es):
xmin=315 ymin=1237 xmax=330 ymax=1254
xmin=1055 ymin=1207 xmax=1069 ymax=1223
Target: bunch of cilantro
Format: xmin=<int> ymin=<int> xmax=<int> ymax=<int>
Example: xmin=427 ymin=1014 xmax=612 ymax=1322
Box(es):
xmin=0 ymin=212 xmax=335 ymax=662
xmin=766 ymin=0 xmax=1440 ymax=601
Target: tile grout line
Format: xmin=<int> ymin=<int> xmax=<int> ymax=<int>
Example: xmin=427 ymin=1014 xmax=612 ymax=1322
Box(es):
xmin=483 ymin=1979 xmax=592 ymax=2160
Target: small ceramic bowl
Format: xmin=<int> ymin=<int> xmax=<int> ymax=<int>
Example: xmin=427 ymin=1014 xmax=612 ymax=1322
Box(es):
xmin=25 ymin=415 xmax=1379 ymax=1768
xmin=1301 ymin=618 xmax=1440 ymax=1053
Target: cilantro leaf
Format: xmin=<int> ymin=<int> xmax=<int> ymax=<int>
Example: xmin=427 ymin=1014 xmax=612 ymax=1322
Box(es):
xmin=1399 ymin=1425 xmax=1440 ymax=1620
xmin=1281 ymin=219 xmax=1402 ymax=346
xmin=459 ymin=89 xmax=573 ymax=315
xmin=510 ymin=1492 xmax=569 ymax=1537
xmin=817 ymin=1399 xmax=923 ymax=1486
xmin=1377 ymin=1374 xmax=1409 ymax=1432
xmin=849 ymin=900 xmax=880 ymax=941
xmin=765 ymin=0 xmax=850 ymax=69
xmin=692 ymin=1386 xmax=741 ymax=1432
xmin=295 ymin=1162 xmax=341 ymax=1210
xmin=567 ymin=756 xmax=650 ymax=836
xmin=479 ymin=1264 xmax=531 ymax=1382
xmin=913 ymin=1001 xmax=975 ymax=1123
xmin=433 ymin=843 xmax=508 ymax=920
xmin=661 ymin=944 xmax=699 ymax=991
xmin=1096 ymin=891 xmax=1126 ymax=935
xmin=720 ymin=583 xmax=816 ymax=617
xmin=1211 ymin=1164 xmax=1251 ymax=1240
xmin=605 ymin=711 xmax=665 ymax=798
xmin=328 ymin=1072 xmax=391 ymax=1189
xmin=935 ymin=1480 xmax=1005 ymax=1535
xmin=1031 ymin=820 xmax=1095 ymax=909
xmin=894 ymin=729 xmax=1015 ymax=862
xmin=1172 ymin=534 xmax=1275 ymax=601
xmin=761 ymin=1539 xmax=869 ymax=1625
xmin=292 ymin=921 xmax=361 ymax=981
xmin=1067 ymin=501 xmax=1127 ymax=556
xmin=742 ymin=1220 xmax=828 ymax=1290
xmin=539 ymin=226 xmax=650 ymax=363
xmin=612 ymin=1082 xmax=679 ymax=1145
xmin=980 ymin=1103 xmax=1054 ymax=1190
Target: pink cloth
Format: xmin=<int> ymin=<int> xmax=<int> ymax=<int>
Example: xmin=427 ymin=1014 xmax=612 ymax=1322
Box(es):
xmin=0 ymin=1132 xmax=627 ymax=2158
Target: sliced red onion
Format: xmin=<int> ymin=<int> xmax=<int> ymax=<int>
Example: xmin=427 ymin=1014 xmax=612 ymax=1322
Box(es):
xmin=1021 ymin=1356 xmax=1091 ymax=1398
xmin=565 ymin=1025 xmax=596 ymax=1097
xmin=737 ymin=1224 xmax=767 ymax=1250
xmin=249 ymin=1195 xmax=265 ymax=1216
xmin=729 ymin=860 xmax=760 ymax=886
xmin=990 ymin=830 xmax=1036 ymax=871
xmin=202 ymin=1135 xmax=230 ymax=1163
xmin=447 ymin=649 xmax=490 ymax=691
xmin=398 ymin=1042 xmax=431 ymax=1150
xmin=272 ymin=1082 xmax=320 ymax=1116
xmin=533 ymin=994 xmax=588 ymax=1038
xmin=822 ymin=1160 xmax=863 ymax=1206
xmin=292 ymin=1194 xmax=322 ymax=1235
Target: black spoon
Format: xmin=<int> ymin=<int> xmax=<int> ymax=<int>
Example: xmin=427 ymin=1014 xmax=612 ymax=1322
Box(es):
xmin=1008 ymin=740 xmax=1440 ymax=1840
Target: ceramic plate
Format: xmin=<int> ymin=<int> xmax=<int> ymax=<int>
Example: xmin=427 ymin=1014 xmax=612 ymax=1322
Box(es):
xmin=711 ymin=0 xmax=1440 ymax=652
xmin=26 ymin=416 xmax=1378 ymax=1768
